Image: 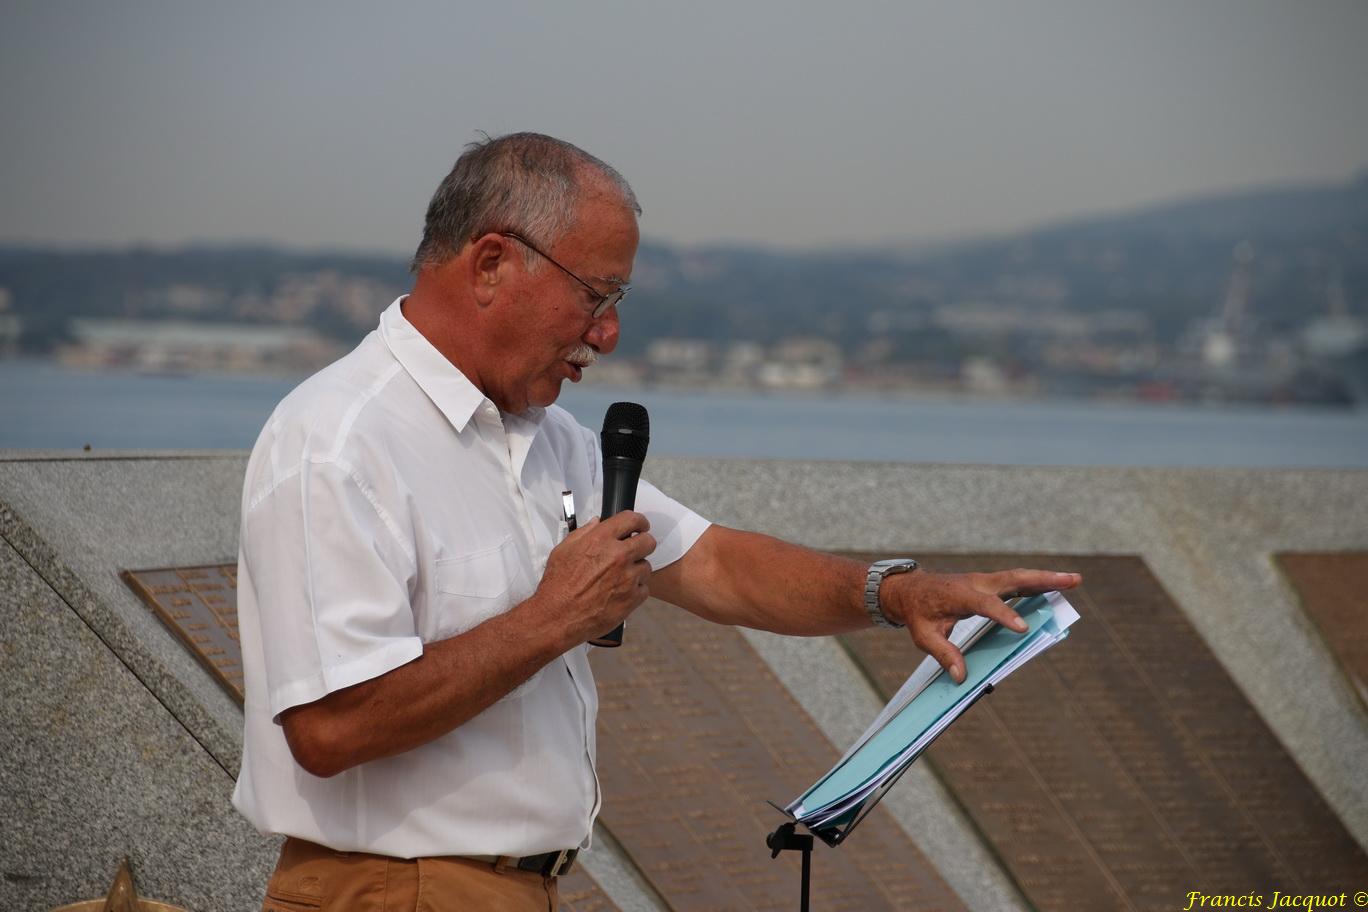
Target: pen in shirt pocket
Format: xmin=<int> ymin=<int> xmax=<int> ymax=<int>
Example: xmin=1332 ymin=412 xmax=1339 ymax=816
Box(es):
xmin=560 ymin=490 xmax=577 ymax=539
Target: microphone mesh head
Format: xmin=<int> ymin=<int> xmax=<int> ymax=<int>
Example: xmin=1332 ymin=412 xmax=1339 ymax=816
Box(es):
xmin=602 ymin=401 xmax=650 ymax=461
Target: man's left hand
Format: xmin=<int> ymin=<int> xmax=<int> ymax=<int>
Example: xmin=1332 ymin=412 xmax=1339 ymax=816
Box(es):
xmin=882 ymin=568 xmax=1082 ymax=683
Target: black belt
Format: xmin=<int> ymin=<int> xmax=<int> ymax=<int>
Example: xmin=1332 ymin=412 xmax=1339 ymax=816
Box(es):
xmin=467 ymin=848 xmax=577 ymax=877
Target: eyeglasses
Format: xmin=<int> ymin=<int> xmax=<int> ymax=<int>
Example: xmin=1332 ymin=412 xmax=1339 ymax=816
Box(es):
xmin=500 ymin=232 xmax=629 ymax=319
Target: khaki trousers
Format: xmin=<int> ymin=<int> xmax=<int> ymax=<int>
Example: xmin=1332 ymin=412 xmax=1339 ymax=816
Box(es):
xmin=262 ymin=837 xmax=560 ymax=912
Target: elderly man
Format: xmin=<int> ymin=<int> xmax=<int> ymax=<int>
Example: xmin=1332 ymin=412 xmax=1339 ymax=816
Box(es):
xmin=233 ymin=132 xmax=1079 ymax=911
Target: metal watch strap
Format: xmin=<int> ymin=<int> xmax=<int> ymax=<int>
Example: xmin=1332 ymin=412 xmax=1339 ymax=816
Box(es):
xmin=864 ymin=558 xmax=918 ymax=629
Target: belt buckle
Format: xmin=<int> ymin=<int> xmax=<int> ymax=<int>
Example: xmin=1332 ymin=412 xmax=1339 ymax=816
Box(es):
xmin=546 ymin=848 xmax=571 ymax=876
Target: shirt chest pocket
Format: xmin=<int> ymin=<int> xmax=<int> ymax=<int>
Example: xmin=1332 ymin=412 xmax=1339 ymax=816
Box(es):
xmin=432 ymin=534 xmax=544 ymax=700
xmin=432 ymin=535 xmax=524 ymax=638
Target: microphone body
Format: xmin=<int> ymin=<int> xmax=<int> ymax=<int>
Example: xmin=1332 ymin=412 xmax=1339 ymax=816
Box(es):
xmin=600 ymin=456 xmax=643 ymax=519
xmin=590 ymin=402 xmax=649 ymax=647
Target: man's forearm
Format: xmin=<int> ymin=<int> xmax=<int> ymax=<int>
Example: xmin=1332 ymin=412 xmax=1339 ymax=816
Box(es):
xmin=281 ymin=592 xmax=578 ymax=778
xmin=650 ymin=525 xmax=871 ymax=635
xmin=653 ymin=524 xmax=1083 ymax=683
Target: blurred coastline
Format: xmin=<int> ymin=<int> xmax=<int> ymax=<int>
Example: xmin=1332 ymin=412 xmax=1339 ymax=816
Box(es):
xmin=5 ymin=171 xmax=1366 ymax=410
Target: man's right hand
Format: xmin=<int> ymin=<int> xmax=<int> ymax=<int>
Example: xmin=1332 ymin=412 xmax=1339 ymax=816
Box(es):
xmin=534 ymin=510 xmax=656 ymax=645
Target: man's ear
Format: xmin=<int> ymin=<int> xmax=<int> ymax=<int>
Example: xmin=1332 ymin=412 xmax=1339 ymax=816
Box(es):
xmin=469 ymin=233 xmax=510 ymax=306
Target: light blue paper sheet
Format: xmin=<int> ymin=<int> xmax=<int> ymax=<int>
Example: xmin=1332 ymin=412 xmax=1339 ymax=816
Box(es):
xmin=797 ymin=595 xmax=1059 ymax=816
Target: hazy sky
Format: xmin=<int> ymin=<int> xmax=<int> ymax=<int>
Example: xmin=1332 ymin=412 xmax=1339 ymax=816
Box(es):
xmin=2 ymin=0 xmax=1365 ymax=254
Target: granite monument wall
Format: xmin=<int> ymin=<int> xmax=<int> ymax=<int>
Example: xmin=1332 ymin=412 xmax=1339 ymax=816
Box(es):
xmin=2 ymin=451 xmax=1365 ymax=910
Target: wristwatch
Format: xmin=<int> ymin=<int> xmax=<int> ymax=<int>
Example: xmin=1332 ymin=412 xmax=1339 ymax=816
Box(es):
xmin=864 ymin=558 xmax=919 ymax=628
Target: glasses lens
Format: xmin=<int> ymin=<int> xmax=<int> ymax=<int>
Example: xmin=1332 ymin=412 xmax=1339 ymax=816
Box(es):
xmin=592 ymin=289 xmax=626 ymax=319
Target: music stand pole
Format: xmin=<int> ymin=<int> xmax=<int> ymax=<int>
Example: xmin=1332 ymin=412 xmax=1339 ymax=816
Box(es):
xmin=766 ymin=822 xmax=813 ymax=912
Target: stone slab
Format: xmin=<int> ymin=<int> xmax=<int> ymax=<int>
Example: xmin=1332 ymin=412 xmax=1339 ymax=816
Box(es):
xmin=841 ymin=553 xmax=1368 ymax=910
xmin=591 ymin=599 xmax=968 ymax=912
xmin=1276 ymin=551 xmax=1368 ymax=706
xmin=0 ymin=537 xmax=275 ymax=912
xmin=0 ymin=454 xmax=247 ymax=775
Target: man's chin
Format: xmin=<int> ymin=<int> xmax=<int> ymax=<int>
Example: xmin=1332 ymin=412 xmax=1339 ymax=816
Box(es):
xmin=527 ymin=379 xmax=565 ymax=410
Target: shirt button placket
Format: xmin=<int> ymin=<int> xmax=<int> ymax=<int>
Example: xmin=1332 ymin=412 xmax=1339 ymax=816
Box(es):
xmin=484 ymin=405 xmax=538 ymax=560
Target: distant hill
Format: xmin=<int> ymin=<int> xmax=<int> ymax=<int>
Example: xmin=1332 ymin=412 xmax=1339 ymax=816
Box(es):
xmin=622 ymin=171 xmax=1368 ymax=356
xmin=1031 ymin=170 xmax=1368 ymax=240
xmin=2 ymin=172 xmax=1364 ymax=357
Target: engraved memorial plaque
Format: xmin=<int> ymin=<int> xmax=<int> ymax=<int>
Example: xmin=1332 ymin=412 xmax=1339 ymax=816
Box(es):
xmin=591 ymin=600 xmax=967 ymax=912
xmin=123 ymin=563 xmax=244 ymax=705
xmin=840 ymin=553 xmax=1368 ymax=912
xmin=1276 ymin=551 xmax=1368 ymax=704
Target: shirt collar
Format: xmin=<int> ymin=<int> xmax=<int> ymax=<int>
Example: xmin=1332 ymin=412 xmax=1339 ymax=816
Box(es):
xmin=378 ymin=296 xmax=547 ymax=434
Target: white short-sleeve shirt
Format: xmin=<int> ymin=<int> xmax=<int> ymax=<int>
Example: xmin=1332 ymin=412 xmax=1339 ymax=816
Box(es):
xmin=231 ymin=297 xmax=710 ymax=858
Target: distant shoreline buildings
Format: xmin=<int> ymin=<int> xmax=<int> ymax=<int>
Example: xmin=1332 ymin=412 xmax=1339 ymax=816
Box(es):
xmin=56 ymin=318 xmax=343 ymax=376
xmin=7 ymin=259 xmax=1365 ymax=405
xmin=4 ymin=171 xmax=1367 ymax=405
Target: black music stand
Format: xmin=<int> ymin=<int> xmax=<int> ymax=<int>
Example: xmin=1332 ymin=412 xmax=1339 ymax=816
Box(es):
xmin=764 ymin=682 xmax=997 ymax=908
xmin=766 ymin=822 xmax=814 ymax=912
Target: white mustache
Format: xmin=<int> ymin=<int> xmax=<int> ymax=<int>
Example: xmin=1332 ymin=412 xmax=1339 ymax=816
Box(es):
xmin=566 ymin=346 xmax=599 ymax=367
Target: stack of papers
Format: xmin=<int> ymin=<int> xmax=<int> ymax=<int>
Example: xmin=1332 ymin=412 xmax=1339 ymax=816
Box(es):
xmin=781 ymin=591 xmax=1080 ymax=843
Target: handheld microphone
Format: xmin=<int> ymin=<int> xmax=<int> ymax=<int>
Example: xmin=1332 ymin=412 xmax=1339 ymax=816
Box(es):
xmin=589 ymin=401 xmax=649 ymax=647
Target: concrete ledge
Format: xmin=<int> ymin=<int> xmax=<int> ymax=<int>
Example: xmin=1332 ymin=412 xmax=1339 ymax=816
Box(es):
xmin=0 ymin=453 xmax=248 ymax=774
xmin=0 ymin=538 xmax=274 ymax=912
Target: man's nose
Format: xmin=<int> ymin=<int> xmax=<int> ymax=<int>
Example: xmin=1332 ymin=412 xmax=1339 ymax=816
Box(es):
xmin=585 ymin=305 xmax=620 ymax=354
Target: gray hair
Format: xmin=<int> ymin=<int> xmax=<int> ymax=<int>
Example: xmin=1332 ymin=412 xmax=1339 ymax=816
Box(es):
xmin=410 ymin=132 xmax=640 ymax=273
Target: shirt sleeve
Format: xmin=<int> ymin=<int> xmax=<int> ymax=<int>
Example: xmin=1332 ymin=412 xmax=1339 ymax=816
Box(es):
xmin=634 ymin=479 xmax=711 ymax=571
xmin=242 ymin=458 xmax=423 ymax=721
